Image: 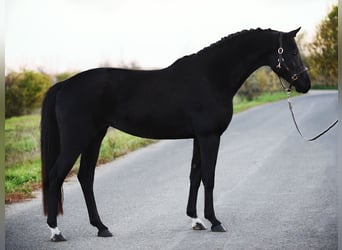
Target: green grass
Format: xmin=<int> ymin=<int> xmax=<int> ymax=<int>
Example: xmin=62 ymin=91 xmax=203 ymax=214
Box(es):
xmin=311 ymin=84 xmax=338 ymax=90
xmin=5 ymin=91 xmax=290 ymax=202
xmin=233 ymin=91 xmax=294 ymax=113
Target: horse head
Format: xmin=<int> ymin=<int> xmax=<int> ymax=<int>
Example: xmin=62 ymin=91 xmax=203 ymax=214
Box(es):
xmin=270 ymin=28 xmax=311 ymax=93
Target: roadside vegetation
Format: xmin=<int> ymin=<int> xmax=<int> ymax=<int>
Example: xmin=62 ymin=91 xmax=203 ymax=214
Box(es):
xmin=5 ymin=4 xmax=337 ymax=202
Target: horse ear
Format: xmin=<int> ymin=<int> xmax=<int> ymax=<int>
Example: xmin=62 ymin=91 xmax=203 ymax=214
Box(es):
xmin=288 ymin=27 xmax=301 ymax=38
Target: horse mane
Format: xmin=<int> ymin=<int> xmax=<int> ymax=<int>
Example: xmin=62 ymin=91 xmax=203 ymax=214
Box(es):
xmin=171 ymin=28 xmax=274 ymax=66
xmin=196 ymin=28 xmax=273 ymax=55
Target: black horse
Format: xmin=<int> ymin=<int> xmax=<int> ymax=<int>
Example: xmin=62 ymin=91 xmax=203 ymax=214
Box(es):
xmin=41 ymin=28 xmax=310 ymax=241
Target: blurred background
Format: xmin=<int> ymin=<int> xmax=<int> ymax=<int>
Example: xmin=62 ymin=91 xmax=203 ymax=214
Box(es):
xmin=5 ymin=0 xmax=337 ymax=73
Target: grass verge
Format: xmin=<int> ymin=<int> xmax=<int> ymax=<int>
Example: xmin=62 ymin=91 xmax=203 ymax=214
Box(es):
xmin=5 ymin=91 xmax=290 ymax=203
xmin=233 ymin=91 xmax=295 ymax=113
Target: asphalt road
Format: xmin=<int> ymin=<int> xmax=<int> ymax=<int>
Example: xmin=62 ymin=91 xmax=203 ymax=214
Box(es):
xmin=5 ymin=90 xmax=338 ymax=250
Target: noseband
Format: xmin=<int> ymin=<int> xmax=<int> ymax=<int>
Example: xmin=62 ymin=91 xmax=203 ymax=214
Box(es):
xmin=276 ymin=33 xmax=308 ymax=91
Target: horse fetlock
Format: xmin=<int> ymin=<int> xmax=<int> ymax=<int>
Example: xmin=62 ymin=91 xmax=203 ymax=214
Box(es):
xmin=47 ymin=218 xmax=57 ymax=229
xmin=186 ymin=209 xmax=197 ymax=218
xmin=204 ymin=214 xmax=221 ymax=227
xmin=49 ymin=227 xmax=66 ymax=242
xmin=90 ymin=220 xmax=106 ymax=229
xmin=204 ymin=213 xmax=215 ymax=221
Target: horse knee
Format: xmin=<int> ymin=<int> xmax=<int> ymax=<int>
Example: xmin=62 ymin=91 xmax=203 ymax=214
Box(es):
xmin=202 ymin=181 xmax=214 ymax=191
xmin=201 ymin=171 xmax=215 ymax=189
xmin=190 ymin=178 xmax=201 ymax=189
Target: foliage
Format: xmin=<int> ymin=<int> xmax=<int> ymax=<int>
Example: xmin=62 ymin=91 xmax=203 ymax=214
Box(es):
xmin=306 ymin=5 xmax=337 ymax=87
xmin=233 ymin=91 xmax=295 ymax=113
xmin=55 ymin=71 xmax=78 ymax=82
xmin=5 ymin=70 xmax=52 ymax=118
xmin=237 ymin=67 xmax=280 ymax=101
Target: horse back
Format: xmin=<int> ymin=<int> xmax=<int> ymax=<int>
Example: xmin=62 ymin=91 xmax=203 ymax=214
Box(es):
xmin=55 ymin=66 xmax=232 ymax=140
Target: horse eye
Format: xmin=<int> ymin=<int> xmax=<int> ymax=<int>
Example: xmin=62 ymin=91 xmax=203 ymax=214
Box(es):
xmin=292 ymin=50 xmax=298 ymax=56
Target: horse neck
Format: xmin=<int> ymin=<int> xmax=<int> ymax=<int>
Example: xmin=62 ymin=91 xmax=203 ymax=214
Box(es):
xmin=199 ymin=31 xmax=276 ymax=98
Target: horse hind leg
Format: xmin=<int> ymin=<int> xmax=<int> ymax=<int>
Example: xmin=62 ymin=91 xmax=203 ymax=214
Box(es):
xmin=78 ymin=127 xmax=113 ymax=237
xmin=47 ymin=149 xmax=81 ymax=242
xmin=46 ymin=122 xmax=100 ymax=241
xmin=186 ymin=138 xmax=207 ymax=230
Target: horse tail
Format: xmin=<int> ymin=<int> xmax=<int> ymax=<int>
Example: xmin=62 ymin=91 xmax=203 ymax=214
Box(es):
xmin=41 ymin=82 xmax=63 ymax=216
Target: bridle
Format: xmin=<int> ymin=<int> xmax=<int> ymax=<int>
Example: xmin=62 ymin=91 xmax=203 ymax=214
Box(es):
xmin=275 ymin=32 xmax=338 ymax=141
xmin=275 ymin=32 xmax=308 ymax=92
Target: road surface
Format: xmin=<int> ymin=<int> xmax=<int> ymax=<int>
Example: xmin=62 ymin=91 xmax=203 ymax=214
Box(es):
xmin=5 ymin=90 xmax=338 ymax=250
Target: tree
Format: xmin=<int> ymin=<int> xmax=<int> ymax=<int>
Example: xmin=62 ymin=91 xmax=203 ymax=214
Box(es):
xmin=5 ymin=70 xmax=52 ymax=118
xmin=307 ymin=5 xmax=337 ymax=87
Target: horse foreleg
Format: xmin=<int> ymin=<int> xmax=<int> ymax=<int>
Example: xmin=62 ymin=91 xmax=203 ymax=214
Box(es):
xmin=187 ymin=138 xmax=207 ymax=230
xmin=198 ymin=135 xmax=227 ymax=232
xmin=78 ymin=128 xmax=112 ymax=237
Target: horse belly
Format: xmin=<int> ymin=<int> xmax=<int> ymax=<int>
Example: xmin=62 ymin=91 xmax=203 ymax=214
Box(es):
xmin=107 ymin=106 xmax=193 ymax=139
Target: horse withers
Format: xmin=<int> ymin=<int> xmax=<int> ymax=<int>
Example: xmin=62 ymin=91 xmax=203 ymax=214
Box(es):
xmin=41 ymin=28 xmax=310 ymax=241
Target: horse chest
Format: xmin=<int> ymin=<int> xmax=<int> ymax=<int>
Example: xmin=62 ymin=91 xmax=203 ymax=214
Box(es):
xmin=189 ymin=101 xmax=233 ymax=136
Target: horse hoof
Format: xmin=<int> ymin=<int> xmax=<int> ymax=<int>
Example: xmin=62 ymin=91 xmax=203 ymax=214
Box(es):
xmin=98 ymin=229 xmax=113 ymax=237
xmin=193 ymin=222 xmax=207 ymax=230
xmin=51 ymin=233 xmax=66 ymax=242
xmin=211 ymin=224 xmax=227 ymax=232
xmin=191 ymin=218 xmax=207 ymax=230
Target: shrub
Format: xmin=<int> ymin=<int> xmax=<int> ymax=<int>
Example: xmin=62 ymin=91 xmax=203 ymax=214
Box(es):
xmin=237 ymin=66 xmax=281 ymax=101
xmin=5 ymin=70 xmax=52 ymax=118
xmin=238 ymin=76 xmax=262 ymax=101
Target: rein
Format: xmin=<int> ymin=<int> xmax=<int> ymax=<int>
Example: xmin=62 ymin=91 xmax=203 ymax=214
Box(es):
xmin=278 ymin=77 xmax=338 ymax=141
xmin=275 ymin=32 xmax=338 ymax=141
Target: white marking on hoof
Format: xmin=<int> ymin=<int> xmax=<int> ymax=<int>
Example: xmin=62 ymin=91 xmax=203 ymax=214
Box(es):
xmin=49 ymin=226 xmax=61 ymax=239
xmin=191 ymin=218 xmax=207 ymax=230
